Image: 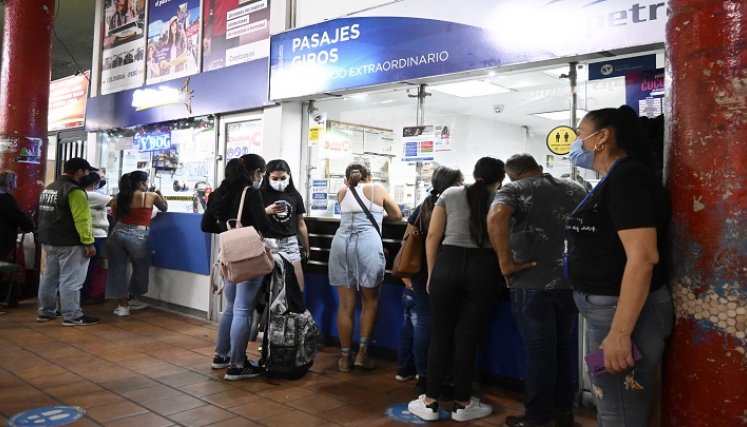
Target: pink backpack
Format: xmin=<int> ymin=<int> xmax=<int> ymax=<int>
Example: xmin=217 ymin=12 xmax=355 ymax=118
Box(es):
xmin=218 ymin=187 xmax=273 ymax=283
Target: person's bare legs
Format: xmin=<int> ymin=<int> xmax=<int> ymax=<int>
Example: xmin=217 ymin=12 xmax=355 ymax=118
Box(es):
xmin=336 ymin=286 xmax=357 ymax=371
xmin=355 ymin=286 xmax=381 ymax=369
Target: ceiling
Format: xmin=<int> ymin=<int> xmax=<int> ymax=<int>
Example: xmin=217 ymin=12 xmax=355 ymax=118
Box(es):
xmin=0 ymin=0 xmax=95 ymax=81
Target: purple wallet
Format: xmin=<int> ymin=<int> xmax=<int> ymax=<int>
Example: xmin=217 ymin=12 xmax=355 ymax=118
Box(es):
xmin=585 ymin=345 xmax=642 ymax=377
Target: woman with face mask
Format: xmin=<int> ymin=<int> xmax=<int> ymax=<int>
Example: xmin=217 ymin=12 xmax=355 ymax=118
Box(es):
xmin=260 ymin=159 xmax=309 ymax=291
xmin=202 ymin=155 xmax=272 ymax=381
xmin=106 ymin=171 xmax=168 ymax=316
xmin=567 ymin=105 xmax=672 ymax=427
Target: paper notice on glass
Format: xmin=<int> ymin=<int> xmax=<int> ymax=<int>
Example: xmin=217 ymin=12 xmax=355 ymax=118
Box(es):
xmin=308 ymin=113 xmax=327 ymax=146
xmin=311 ymin=179 xmax=329 ymax=210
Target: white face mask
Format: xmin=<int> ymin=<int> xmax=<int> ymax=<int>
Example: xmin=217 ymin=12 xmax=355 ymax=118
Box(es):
xmin=270 ymin=178 xmax=290 ymax=192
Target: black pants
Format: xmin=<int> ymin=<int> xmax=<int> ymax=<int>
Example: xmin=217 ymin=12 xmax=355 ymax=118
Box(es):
xmin=426 ymin=245 xmax=505 ymax=401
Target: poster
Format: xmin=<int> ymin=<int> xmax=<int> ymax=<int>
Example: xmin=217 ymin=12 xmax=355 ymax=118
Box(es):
xmin=310 ymin=179 xmax=329 ymax=211
xmin=49 ymin=72 xmax=90 ymax=131
xmin=101 ymin=0 xmax=146 ymax=95
xmin=225 ymin=120 xmax=263 ymax=160
xmin=401 ymin=125 xmax=440 ymax=161
xmin=626 ymin=69 xmax=665 ymax=118
xmin=146 ymin=0 xmax=201 ymax=84
xmin=202 ymin=0 xmax=271 ymax=71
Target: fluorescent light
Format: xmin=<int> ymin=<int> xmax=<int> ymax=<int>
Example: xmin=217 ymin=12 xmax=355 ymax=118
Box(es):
xmin=430 ymin=80 xmax=511 ymax=98
xmin=380 ymin=99 xmax=394 ymax=104
xmin=532 ymin=109 xmax=588 ymax=121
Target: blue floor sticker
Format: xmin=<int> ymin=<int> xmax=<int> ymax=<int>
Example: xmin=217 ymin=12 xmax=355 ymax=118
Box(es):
xmin=385 ymin=402 xmax=451 ymax=424
xmin=7 ymin=406 xmax=85 ymax=426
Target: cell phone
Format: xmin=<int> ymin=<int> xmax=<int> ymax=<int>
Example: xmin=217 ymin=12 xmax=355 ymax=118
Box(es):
xmin=275 ymin=200 xmax=289 ymax=212
xmin=584 ymin=344 xmax=643 ymax=377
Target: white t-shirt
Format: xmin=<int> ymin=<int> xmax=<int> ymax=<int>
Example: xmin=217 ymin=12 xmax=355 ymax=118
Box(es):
xmin=87 ymin=191 xmax=112 ymax=238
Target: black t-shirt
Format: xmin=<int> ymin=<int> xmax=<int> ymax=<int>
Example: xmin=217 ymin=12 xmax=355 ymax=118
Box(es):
xmin=566 ymin=159 xmax=669 ymax=296
xmin=261 ymin=188 xmax=306 ymax=238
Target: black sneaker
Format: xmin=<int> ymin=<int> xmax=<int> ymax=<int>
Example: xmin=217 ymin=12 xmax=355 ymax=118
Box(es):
xmin=224 ymin=361 xmax=264 ymax=381
xmin=395 ymin=366 xmax=416 ymax=381
xmin=36 ymin=314 xmax=56 ymax=322
xmin=61 ymin=315 xmax=101 ymax=327
xmin=212 ymin=355 xmax=230 ymax=369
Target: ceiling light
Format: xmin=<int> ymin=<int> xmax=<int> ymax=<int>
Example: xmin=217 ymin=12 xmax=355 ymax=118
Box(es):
xmin=430 ymin=80 xmax=511 ymax=98
xmin=532 ymin=109 xmax=588 ymax=121
xmin=380 ymin=99 xmax=394 ymax=104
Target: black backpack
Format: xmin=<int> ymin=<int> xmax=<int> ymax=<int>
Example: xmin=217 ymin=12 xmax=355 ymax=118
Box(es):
xmin=260 ymin=253 xmax=318 ymax=379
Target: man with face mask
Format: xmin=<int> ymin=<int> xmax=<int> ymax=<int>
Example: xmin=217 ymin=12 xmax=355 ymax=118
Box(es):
xmin=37 ymin=157 xmax=100 ymax=326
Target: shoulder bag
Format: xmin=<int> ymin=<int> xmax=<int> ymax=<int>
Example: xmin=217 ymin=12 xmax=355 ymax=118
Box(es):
xmin=219 ymin=187 xmax=273 ymax=283
xmin=391 ymin=208 xmax=424 ymax=278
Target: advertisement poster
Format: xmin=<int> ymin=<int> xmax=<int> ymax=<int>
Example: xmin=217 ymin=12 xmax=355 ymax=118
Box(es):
xmin=401 ymin=125 xmax=436 ymax=161
xmin=310 ymin=179 xmax=329 ymax=211
xmin=202 ymin=0 xmax=271 ymax=71
xmin=49 ymin=72 xmax=90 ymax=131
xmin=225 ymin=120 xmax=263 ymax=160
xmin=101 ymin=0 xmax=146 ymax=95
xmin=146 ymin=0 xmax=201 ymax=85
xmin=626 ymin=69 xmax=665 ymax=118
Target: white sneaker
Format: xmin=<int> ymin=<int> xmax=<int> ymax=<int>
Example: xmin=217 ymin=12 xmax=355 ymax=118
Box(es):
xmin=407 ymin=394 xmax=439 ymax=421
xmin=451 ymin=397 xmax=492 ymax=422
xmin=128 ymin=298 xmax=147 ymax=310
xmin=113 ymin=305 xmax=130 ymax=317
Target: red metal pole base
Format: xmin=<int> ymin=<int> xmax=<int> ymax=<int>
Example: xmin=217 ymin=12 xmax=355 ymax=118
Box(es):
xmin=665 ymin=0 xmax=747 ymax=425
xmin=0 ymin=0 xmax=56 ymax=217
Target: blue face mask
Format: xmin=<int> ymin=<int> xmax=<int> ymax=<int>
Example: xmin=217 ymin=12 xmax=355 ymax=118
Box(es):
xmin=569 ymin=131 xmax=601 ymax=170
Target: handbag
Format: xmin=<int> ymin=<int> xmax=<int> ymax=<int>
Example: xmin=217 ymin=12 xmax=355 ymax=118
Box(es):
xmin=218 ymin=187 xmax=273 ymax=283
xmin=391 ymin=209 xmax=424 ymax=278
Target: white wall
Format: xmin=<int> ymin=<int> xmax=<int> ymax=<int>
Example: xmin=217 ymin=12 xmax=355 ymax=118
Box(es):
xmin=295 ymin=0 xmax=396 ymax=27
xmin=146 ymin=268 xmax=210 ymax=315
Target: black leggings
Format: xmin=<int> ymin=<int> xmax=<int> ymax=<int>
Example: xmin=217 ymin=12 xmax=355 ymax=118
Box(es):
xmin=426 ymin=245 xmax=505 ymax=401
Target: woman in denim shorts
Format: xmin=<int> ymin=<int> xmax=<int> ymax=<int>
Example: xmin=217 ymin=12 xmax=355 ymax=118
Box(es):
xmin=260 ymin=159 xmax=309 ymax=290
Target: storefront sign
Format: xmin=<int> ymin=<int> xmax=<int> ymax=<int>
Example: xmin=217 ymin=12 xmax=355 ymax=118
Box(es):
xmin=310 ymin=179 xmax=329 ymax=211
xmin=49 ymin=72 xmax=90 ymax=131
xmin=100 ymin=0 xmax=146 ymax=95
xmin=626 ymin=68 xmax=665 ymax=118
xmin=135 ymin=131 xmax=172 ymax=152
xmin=588 ymin=55 xmax=657 ymax=80
xmin=270 ymin=0 xmax=668 ymax=99
xmin=146 ymin=0 xmax=202 ymax=85
xmin=202 ymin=0 xmax=271 ymax=71
xmin=546 ymin=126 xmax=576 ymax=155
xmin=86 ymin=59 xmax=269 ymax=131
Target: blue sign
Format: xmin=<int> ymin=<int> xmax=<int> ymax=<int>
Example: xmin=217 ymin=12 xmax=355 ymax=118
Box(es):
xmin=385 ymin=402 xmax=452 ymax=424
xmin=7 ymin=406 xmax=85 ymax=426
xmin=135 ymin=132 xmax=172 ymax=152
xmin=86 ymin=59 xmax=271 ymax=131
xmin=270 ymin=17 xmax=554 ymax=99
xmin=588 ymin=55 xmax=657 ymax=80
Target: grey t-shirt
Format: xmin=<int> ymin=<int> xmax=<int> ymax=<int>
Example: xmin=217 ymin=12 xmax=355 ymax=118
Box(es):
xmin=493 ymin=174 xmax=587 ymax=290
xmin=436 ymin=186 xmax=495 ymax=248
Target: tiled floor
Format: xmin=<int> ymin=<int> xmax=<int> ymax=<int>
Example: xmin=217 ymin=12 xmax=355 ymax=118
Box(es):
xmin=0 ymin=301 xmax=598 ymax=426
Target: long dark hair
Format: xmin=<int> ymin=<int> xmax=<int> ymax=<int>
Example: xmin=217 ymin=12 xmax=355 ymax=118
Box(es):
xmin=209 ymin=158 xmax=251 ymax=215
xmin=345 ymin=162 xmax=370 ymax=187
xmin=116 ymin=170 xmax=148 ymax=218
xmin=584 ymin=105 xmax=651 ymax=165
xmin=262 ymin=159 xmax=299 ymax=194
xmin=418 ymin=166 xmax=462 ymax=232
xmin=240 ymin=154 xmax=266 ymax=181
xmin=466 ymin=157 xmax=505 ymax=247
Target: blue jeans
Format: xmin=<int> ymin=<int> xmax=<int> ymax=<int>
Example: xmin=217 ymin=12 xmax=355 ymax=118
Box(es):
xmin=38 ymin=245 xmax=90 ymax=321
xmin=105 ymin=225 xmax=151 ymax=299
xmin=215 ymin=275 xmax=264 ymax=366
xmin=574 ymin=286 xmax=673 ymax=427
xmin=396 ymin=278 xmax=431 ymax=377
xmin=511 ymin=289 xmax=577 ymax=424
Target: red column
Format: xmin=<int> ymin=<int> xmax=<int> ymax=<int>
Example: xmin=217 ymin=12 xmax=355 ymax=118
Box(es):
xmin=0 ymin=0 xmax=56 ymax=217
xmin=665 ymin=0 xmax=747 ymax=426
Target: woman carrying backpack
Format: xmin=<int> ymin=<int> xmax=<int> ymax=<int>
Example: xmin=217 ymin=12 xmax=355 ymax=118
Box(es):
xmin=201 ymin=155 xmax=271 ymax=381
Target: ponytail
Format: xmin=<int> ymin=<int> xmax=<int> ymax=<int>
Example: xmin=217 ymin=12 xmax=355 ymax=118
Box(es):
xmin=116 ymin=170 xmax=148 ymax=218
xmin=466 ymin=157 xmax=505 ymax=246
xmin=345 ymin=162 xmax=370 ymax=188
xmin=585 ymin=105 xmax=650 ymax=165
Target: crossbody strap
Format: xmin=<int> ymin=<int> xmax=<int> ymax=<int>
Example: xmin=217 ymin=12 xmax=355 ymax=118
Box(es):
xmin=349 ymin=186 xmax=381 ymax=237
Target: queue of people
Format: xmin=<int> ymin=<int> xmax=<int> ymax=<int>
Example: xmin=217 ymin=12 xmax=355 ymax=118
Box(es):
xmin=2 ymin=104 xmax=670 ymax=426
